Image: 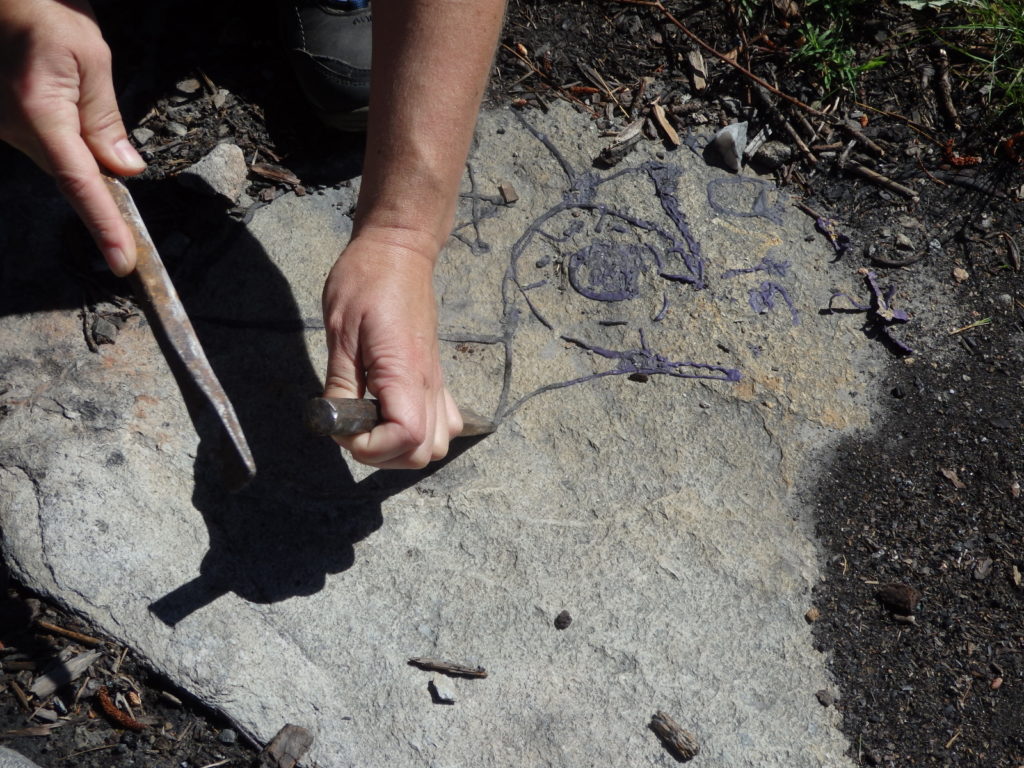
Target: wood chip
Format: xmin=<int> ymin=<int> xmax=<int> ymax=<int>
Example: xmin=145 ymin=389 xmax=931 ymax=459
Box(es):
xmin=250 ymin=162 xmax=302 ymax=187
xmin=29 ymin=649 xmax=101 ymax=699
xmin=498 ymin=181 xmax=519 ymax=204
xmin=257 ymin=724 xmax=314 ymax=768
xmin=940 ymin=467 xmax=966 ymax=489
xmin=408 ymin=657 xmax=487 ymax=678
xmin=651 ymin=103 xmax=680 ymax=147
xmin=650 ymin=710 xmax=699 ymax=761
xmin=686 ymin=50 xmax=707 ymax=92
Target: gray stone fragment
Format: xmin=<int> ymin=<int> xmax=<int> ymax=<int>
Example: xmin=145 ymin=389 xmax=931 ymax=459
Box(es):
xmin=213 ymin=89 xmax=230 ymax=109
xmin=1 ymin=103 xmax=872 ymax=768
xmin=0 ymin=747 xmax=45 ymax=768
xmin=751 ymin=140 xmax=793 ymax=171
xmin=218 ymin=728 xmax=238 ymax=744
xmin=895 ymin=232 xmax=914 ymax=250
xmin=131 ymin=127 xmax=154 ymax=146
xmin=91 ymin=317 xmax=118 ymax=345
xmin=712 ymin=121 xmax=747 ymax=171
xmin=165 ymin=121 xmax=188 ymax=137
xmin=176 ymin=143 xmax=248 ymax=203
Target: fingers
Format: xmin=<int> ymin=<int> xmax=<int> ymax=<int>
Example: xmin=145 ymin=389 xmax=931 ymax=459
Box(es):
xmin=39 ymin=124 xmax=138 ymax=276
xmin=322 ymin=317 xmax=458 ymax=469
xmin=77 ymin=39 xmax=146 ymax=178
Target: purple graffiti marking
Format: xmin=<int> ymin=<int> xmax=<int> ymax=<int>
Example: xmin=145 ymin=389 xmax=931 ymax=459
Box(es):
xmin=706 ymin=177 xmax=786 ymax=226
xmin=721 ymin=256 xmax=790 ymax=279
xmin=815 ymin=216 xmax=851 ymax=256
xmin=749 ymin=281 xmax=801 ymax=326
xmin=482 ymin=116 xmax=742 ymax=418
xmin=828 ymin=270 xmax=913 ymax=355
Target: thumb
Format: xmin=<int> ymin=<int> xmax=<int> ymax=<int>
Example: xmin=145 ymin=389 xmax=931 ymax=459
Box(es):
xmin=323 ymin=319 xmax=366 ymax=401
xmin=77 ymin=47 xmax=145 ymax=178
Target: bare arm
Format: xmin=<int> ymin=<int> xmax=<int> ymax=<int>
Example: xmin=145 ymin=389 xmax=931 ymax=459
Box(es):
xmin=321 ymin=0 xmax=506 ymax=468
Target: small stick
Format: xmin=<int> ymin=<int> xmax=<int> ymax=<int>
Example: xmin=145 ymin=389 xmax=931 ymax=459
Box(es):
xmin=934 ymin=47 xmax=961 ymax=131
xmin=9 ymin=680 xmax=32 ymax=713
xmin=837 ymin=122 xmax=885 ymax=157
xmin=64 ymin=745 xmax=120 ymax=760
xmin=950 ymin=318 xmax=991 ymax=335
xmin=1001 ymin=232 xmax=1021 ymax=271
xmin=917 ymin=157 xmax=948 ymax=187
xmin=617 ymin=0 xmax=827 ymax=118
xmin=842 ymin=160 xmax=919 ymax=200
xmin=111 ymin=646 xmax=130 ymax=674
xmin=792 ymin=110 xmax=818 ymax=142
xmin=408 ymin=657 xmax=487 ymax=679
xmin=35 ymin=620 xmax=103 ymax=648
xmin=781 ymin=120 xmax=817 ymax=165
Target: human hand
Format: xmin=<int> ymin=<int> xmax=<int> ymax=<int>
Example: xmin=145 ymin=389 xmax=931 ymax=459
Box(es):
xmin=321 ymin=229 xmax=463 ymax=469
xmin=0 ymin=0 xmax=146 ymax=276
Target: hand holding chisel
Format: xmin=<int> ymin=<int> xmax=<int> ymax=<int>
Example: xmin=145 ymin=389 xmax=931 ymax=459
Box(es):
xmin=305 ymin=397 xmax=495 ymax=439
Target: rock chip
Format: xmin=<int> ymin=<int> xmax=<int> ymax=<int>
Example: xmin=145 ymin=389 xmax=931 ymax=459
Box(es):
xmin=176 ymin=143 xmax=248 ymax=203
xmin=131 ymin=127 xmax=155 ymax=146
xmin=752 ymin=140 xmax=793 ymax=171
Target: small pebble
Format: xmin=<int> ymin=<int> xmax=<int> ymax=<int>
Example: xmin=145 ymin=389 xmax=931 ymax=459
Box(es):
xmin=131 ymin=127 xmax=155 ymax=146
xmin=213 ymin=89 xmax=230 ymax=109
xmin=92 ymin=317 xmax=119 ymax=345
xmin=217 ymin=728 xmax=237 ymax=745
xmin=974 ymin=557 xmax=994 ymax=581
xmin=815 ymin=689 xmax=834 ymax=707
xmin=952 ymin=267 xmax=969 ymax=283
xmin=996 ymin=293 xmax=1013 ymax=307
xmin=554 ymin=610 xmax=572 ymax=630
xmin=804 ymin=606 xmax=821 ymax=623
xmin=166 ymin=121 xmax=188 ymax=138
xmin=895 ymin=233 xmax=914 ymax=250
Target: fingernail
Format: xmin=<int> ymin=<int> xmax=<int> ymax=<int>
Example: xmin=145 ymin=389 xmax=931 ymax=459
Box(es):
xmin=114 ymin=138 xmax=147 ymax=172
xmin=106 ymin=247 xmax=131 ymax=277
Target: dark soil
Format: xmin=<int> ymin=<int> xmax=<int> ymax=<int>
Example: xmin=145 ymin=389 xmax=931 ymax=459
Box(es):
xmin=3 ymin=0 xmax=1024 ymax=766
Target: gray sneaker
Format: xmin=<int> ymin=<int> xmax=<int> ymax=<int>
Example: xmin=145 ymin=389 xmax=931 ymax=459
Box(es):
xmin=280 ymin=0 xmax=372 ymax=131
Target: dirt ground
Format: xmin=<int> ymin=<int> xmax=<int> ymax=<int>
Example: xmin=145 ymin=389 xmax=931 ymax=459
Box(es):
xmin=3 ymin=1 xmax=1024 ymax=766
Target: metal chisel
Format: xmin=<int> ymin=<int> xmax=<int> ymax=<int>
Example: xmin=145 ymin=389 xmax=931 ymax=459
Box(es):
xmin=305 ymin=397 xmax=496 ymax=438
xmin=103 ymin=176 xmax=257 ymax=491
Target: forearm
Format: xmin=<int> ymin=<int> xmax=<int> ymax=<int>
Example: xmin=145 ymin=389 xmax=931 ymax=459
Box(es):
xmin=353 ymin=0 xmax=506 ymax=256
